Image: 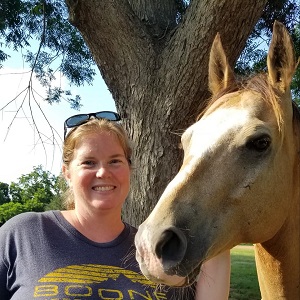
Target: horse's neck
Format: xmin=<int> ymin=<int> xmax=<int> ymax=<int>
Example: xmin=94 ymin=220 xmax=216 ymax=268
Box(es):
xmin=254 ymin=195 xmax=300 ymax=299
xmin=255 ymin=118 xmax=300 ymax=299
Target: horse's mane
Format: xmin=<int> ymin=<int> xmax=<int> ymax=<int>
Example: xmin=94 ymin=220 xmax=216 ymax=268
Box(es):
xmin=292 ymin=102 xmax=300 ymax=158
xmin=198 ymin=74 xmax=300 ymax=137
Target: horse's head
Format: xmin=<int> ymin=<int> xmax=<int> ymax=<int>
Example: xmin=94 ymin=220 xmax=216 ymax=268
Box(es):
xmin=135 ymin=21 xmax=299 ymax=287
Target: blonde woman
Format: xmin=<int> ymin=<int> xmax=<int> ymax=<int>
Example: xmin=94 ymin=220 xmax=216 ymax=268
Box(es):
xmin=0 ymin=111 xmax=230 ymax=299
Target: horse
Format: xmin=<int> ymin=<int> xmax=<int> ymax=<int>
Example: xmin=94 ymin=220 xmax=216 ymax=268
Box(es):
xmin=134 ymin=21 xmax=300 ymax=299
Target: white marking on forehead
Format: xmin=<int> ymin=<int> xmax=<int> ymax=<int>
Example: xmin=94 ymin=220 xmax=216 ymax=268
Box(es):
xmin=183 ymin=107 xmax=250 ymax=157
xmin=154 ymin=107 xmax=252 ymax=203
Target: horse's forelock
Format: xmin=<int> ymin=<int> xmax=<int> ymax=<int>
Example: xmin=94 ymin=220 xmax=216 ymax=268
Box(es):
xmin=246 ymin=74 xmax=284 ymax=133
xmin=196 ymin=83 xmax=240 ymax=121
xmin=197 ymin=74 xmax=285 ymax=134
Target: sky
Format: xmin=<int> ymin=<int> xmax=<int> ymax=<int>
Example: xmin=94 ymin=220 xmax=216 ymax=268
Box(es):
xmin=0 ymin=51 xmax=115 ymax=184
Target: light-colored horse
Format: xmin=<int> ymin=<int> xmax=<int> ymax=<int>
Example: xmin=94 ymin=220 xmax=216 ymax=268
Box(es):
xmin=135 ymin=21 xmax=300 ymax=299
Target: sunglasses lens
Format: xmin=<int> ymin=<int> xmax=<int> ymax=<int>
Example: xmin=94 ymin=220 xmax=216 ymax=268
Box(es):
xmin=95 ymin=111 xmax=120 ymax=121
xmin=65 ymin=114 xmax=89 ymax=127
xmin=64 ymin=111 xmax=121 ymax=139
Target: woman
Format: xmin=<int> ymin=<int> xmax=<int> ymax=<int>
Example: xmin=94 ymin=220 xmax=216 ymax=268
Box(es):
xmin=0 ymin=111 xmax=230 ymax=299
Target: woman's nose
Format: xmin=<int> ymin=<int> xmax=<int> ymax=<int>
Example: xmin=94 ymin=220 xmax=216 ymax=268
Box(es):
xmin=96 ymin=165 xmax=111 ymax=177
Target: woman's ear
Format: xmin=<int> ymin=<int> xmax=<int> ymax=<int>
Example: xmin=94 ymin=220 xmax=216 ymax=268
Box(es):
xmin=62 ymin=164 xmax=71 ymax=185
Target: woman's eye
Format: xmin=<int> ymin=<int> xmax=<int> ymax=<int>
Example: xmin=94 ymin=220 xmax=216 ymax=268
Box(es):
xmin=246 ymin=135 xmax=271 ymax=152
xmin=110 ymin=159 xmax=122 ymax=164
xmin=82 ymin=160 xmax=95 ymax=166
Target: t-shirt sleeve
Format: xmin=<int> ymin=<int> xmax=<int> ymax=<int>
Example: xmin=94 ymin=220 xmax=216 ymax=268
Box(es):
xmin=0 ymin=260 xmax=10 ymax=299
xmin=0 ymin=219 xmax=13 ymax=299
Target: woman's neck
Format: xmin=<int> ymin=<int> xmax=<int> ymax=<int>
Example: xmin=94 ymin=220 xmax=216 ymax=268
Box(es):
xmin=61 ymin=209 xmax=125 ymax=243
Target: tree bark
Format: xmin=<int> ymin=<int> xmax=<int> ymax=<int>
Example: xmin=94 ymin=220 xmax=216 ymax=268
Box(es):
xmin=65 ymin=0 xmax=268 ymax=226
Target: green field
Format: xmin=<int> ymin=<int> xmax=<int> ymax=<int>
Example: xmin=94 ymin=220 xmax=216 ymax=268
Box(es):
xmin=229 ymin=246 xmax=261 ymax=300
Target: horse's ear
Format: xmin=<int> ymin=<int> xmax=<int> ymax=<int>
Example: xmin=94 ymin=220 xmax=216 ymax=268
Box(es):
xmin=267 ymin=21 xmax=298 ymax=92
xmin=208 ymin=33 xmax=235 ymax=95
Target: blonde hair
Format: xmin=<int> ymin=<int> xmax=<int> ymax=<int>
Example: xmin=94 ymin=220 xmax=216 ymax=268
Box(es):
xmin=62 ymin=118 xmax=132 ymax=209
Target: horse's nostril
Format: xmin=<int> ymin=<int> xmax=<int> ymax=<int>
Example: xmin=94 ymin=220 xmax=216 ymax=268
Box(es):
xmin=155 ymin=227 xmax=187 ymax=271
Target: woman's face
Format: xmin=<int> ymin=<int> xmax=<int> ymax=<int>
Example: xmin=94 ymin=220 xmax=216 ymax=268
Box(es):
xmin=63 ymin=131 xmax=131 ymax=213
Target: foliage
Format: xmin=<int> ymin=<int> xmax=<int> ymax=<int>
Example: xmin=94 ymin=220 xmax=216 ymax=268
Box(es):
xmin=10 ymin=165 xmax=56 ymax=204
xmin=290 ymin=24 xmax=300 ymax=102
xmin=0 ymin=0 xmax=96 ymax=108
xmin=175 ymin=0 xmax=189 ymax=22
xmin=1 ymin=0 xmax=299 ymax=104
xmin=235 ymin=0 xmax=300 ymax=103
xmin=44 ymin=174 xmax=67 ymax=210
xmin=0 ymin=165 xmax=64 ymax=225
xmin=0 ymin=202 xmax=27 ymax=226
xmin=0 ymin=182 xmax=10 ymax=204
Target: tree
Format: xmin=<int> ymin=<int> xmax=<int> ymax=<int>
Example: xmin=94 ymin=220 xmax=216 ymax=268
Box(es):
xmin=0 ymin=0 xmax=94 ymax=107
xmin=0 ymin=165 xmax=64 ymax=225
xmin=44 ymin=173 xmax=67 ymax=210
xmin=0 ymin=202 xmax=26 ymax=226
xmin=9 ymin=182 xmax=22 ymax=203
xmin=63 ymin=0 xmax=270 ymax=225
xmin=0 ymin=182 xmax=10 ymax=205
xmin=1 ymin=1 xmax=299 ymax=226
xmin=10 ymin=165 xmax=57 ymax=204
xmin=236 ymin=0 xmax=300 ymax=102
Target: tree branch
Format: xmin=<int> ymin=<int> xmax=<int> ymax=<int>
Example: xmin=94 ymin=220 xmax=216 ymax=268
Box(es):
xmin=156 ymin=0 xmax=269 ymax=124
xmin=65 ymin=0 xmax=155 ymax=93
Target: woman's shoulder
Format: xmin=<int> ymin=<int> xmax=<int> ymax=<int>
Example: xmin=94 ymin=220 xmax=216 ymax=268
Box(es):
xmin=0 ymin=210 xmax=56 ymax=231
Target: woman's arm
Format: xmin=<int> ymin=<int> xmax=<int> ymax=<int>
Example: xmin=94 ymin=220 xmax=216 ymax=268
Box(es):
xmin=195 ymin=250 xmax=231 ymax=300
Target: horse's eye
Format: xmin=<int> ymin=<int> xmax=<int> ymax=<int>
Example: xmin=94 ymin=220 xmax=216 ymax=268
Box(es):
xmin=246 ymin=135 xmax=271 ymax=152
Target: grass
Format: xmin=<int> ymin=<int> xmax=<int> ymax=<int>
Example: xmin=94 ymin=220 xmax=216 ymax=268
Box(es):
xmin=229 ymin=246 xmax=261 ymax=300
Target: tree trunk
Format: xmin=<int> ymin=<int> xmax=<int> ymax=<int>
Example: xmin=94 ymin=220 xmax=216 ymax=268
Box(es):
xmin=65 ymin=0 xmax=268 ymax=226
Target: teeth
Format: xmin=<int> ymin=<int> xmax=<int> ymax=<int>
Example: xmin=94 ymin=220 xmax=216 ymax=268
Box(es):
xmin=93 ymin=186 xmax=114 ymax=191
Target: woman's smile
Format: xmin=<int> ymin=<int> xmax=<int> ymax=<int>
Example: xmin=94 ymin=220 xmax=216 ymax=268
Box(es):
xmin=93 ymin=185 xmax=115 ymax=192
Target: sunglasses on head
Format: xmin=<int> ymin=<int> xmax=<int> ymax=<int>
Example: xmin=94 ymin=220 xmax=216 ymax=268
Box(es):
xmin=64 ymin=111 xmax=121 ymax=139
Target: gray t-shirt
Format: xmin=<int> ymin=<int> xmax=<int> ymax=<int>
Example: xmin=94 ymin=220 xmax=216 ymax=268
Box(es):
xmin=0 ymin=211 xmax=194 ymax=299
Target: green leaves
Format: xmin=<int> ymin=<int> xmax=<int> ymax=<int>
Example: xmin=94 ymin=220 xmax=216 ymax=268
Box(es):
xmin=1 ymin=0 xmax=300 ymax=106
xmin=0 ymin=202 xmax=26 ymax=226
xmin=0 ymin=165 xmax=66 ymax=226
xmin=236 ymin=0 xmax=300 ymax=103
xmin=0 ymin=182 xmax=10 ymax=205
xmin=0 ymin=0 xmax=95 ymax=107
